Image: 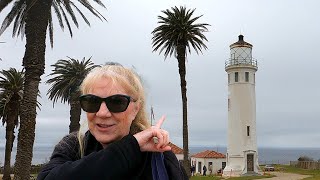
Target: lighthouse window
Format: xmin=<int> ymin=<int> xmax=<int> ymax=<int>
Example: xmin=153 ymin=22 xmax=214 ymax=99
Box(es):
xmin=245 ymin=72 xmax=249 ymax=82
xmin=235 ymin=72 xmax=239 ymax=82
xmin=228 ymin=74 xmax=230 ymax=84
xmin=231 ymin=53 xmax=235 ymax=60
xmin=247 ymin=126 xmax=250 ymax=136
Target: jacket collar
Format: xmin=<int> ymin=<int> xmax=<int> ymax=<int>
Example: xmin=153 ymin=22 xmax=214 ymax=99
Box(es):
xmin=83 ymin=131 xmax=103 ymax=156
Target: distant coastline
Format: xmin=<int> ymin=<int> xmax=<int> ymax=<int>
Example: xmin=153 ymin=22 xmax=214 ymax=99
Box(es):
xmin=1 ymin=146 xmax=320 ymax=165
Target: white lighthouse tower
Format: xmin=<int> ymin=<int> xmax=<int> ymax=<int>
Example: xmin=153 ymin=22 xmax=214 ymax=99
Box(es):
xmin=223 ymin=35 xmax=261 ymax=177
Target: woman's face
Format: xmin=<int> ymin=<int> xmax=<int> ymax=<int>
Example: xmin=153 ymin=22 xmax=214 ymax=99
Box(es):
xmin=86 ymin=77 xmax=139 ymax=148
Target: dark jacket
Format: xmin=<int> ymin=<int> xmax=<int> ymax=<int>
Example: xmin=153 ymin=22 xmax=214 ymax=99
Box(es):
xmin=37 ymin=131 xmax=188 ymax=180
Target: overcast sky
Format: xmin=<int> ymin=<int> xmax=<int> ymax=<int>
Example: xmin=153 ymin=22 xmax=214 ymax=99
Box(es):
xmin=0 ymin=0 xmax=319 ymax=150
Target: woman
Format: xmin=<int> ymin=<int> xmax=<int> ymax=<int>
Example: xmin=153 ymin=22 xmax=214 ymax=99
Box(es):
xmin=37 ymin=65 xmax=187 ymax=179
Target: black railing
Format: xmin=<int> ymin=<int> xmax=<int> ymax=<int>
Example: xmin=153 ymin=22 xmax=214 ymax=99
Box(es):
xmin=225 ymin=58 xmax=258 ymax=68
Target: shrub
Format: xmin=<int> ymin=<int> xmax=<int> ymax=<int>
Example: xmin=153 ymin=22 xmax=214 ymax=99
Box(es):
xmin=298 ymin=156 xmax=314 ymax=161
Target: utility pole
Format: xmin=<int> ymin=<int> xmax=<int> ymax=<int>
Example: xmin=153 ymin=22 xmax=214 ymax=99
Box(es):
xmin=150 ymin=106 xmax=155 ymax=125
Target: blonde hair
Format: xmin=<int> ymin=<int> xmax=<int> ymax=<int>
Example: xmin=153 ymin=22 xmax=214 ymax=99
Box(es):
xmin=77 ymin=64 xmax=150 ymax=156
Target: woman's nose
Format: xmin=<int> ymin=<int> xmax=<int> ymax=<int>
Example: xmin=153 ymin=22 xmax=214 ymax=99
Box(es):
xmin=95 ymin=102 xmax=112 ymax=117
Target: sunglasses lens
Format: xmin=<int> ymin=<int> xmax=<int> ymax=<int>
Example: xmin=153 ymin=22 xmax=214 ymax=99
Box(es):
xmin=79 ymin=94 xmax=131 ymax=113
xmin=106 ymin=95 xmax=130 ymax=113
xmin=80 ymin=95 xmax=101 ymax=113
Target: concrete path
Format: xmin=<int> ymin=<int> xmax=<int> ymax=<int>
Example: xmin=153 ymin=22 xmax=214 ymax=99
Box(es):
xmin=259 ymin=172 xmax=311 ymax=180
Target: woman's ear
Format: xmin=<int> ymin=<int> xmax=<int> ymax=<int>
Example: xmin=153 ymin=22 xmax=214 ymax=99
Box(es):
xmin=128 ymin=101 xmax=141 ymax=122
xmin=133 ymin=101 xmax=141 ymax=117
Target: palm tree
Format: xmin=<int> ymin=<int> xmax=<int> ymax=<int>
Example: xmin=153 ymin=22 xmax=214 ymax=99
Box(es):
xmin=0 ymin=1 xmax=106 ymax=179
xmin=0 ymin=68 xmax=24 ymax=180
xmin=46 ymin=57 xmax=98 ymax=133
xmin=151 ymin=6 xmax=209 ymax=175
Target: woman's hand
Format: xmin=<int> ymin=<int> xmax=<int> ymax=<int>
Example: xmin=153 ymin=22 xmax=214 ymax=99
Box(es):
xmin=133 ymin=116 xmax=171 ymax=152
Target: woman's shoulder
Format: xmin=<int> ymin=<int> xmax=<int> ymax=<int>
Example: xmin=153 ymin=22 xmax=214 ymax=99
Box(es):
xmin=57 ymin=132 xmax=79 ymax=147
xmin=52 ymin=131 xmax=80 ymax=159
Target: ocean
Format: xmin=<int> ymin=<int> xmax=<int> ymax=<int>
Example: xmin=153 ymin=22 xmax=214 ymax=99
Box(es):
xmin=1 ymin=146 xmax=320 ymax=165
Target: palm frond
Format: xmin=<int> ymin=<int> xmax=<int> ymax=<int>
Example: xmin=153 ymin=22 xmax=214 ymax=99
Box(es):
xmin=62 ymin=0 xmax=79 ymax=28
xmin=0 ymin=0 xmax=25 ymax=36
xmin=57 ymin=2 xmax=74 ymax=37
xmin=52 ymin=1 xmax=64 ymax=29
xmin=92 ymin=0 xmax=105 ymax=8
xmin=12 ymin=1 xmax=26 ymax=37
xmin=46 ymin=57 xmax=98 ymax=105
xmin=0 ymin=68 xmax=24 ymax=126
xmin=151 ymin=6 xmax=210 ymax=59
xmin=70 ymin=1 xmax=90 ymax=26
xmin=1 ymin=0 xmax=106 ymax=46
xmin=77 ymin=0 xmax=106 ymax=21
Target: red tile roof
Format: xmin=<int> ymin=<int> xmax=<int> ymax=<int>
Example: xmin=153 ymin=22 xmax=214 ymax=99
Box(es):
xmin=168 ymin=142 xmax=183 ymax=154
xmin=191 ymin=150 xmax=225 ymax=158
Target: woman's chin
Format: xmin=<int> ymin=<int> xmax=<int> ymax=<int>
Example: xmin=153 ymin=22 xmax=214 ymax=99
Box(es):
xmin=96 ymin=135 xmax=115 ymax=145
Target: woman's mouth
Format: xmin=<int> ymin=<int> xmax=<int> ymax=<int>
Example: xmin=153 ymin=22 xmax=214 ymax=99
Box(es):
xmin=98 ymin=124 xmax=113 ymax=128
xmin=97 ymin=124 xmax=115 ymax=131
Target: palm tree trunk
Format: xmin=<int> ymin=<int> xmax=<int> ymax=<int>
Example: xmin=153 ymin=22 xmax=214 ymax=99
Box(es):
xmin=69 ymin=91 xmax=81 ymax=133
xmin=14 ymin=0 xmax=53 ymax=179
xmin=177 ymin=44 xmax=191 ymax=177
xmin=3 ymin=122 xmax=15 ymax=180
xmin=3 ymin=100 xmax=19 ymax=180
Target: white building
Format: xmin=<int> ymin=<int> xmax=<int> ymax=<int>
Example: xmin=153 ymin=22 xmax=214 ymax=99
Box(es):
xmin=191 ymin=150 xmax=226 ymax=175
xmin=223 ymin=35 xmax=262 ymax=177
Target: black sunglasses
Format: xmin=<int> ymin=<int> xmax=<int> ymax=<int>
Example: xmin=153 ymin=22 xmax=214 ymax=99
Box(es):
xmin=79 ymin=94 xmax=134 ymax=113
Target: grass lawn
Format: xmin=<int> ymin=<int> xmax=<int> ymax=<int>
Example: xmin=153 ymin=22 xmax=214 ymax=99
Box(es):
xmin=190 ymin=176 xmax=222 ymax=180
xmin=190 ymin=174 xmax=274 ymax=180
xmin=190 ymin=164 xmax=320 ymax=180
xmin=275 ymin=164 xmax=320 ymax=180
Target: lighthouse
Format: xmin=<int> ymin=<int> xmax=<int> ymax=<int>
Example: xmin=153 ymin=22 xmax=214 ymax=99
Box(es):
xmin=223 ymin=35 xmax=261 ymax=176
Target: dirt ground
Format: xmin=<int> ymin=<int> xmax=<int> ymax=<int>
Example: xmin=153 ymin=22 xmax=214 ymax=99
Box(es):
xmin=259 ymin=172 xmax=311 ymax=180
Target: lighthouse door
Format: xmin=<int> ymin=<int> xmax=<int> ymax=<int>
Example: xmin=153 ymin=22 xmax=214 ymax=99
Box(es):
xmin=247 ymin=154 xmax=254 ymax=172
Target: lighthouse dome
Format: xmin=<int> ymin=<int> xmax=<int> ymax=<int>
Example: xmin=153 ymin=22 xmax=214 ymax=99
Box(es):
xmin=230 ymin=34 xmax=252 ymax=47
xmin=225 ymin=35 xmax=257 ymax=70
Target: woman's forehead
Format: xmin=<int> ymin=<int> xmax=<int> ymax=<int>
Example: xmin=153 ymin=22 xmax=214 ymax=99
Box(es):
xmin=89 ymin=77 xmax=129 ymax=94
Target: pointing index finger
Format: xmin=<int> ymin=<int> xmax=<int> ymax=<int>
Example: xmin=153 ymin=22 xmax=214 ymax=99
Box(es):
xmin=155 ymin=115 xmax=166 ymax=129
